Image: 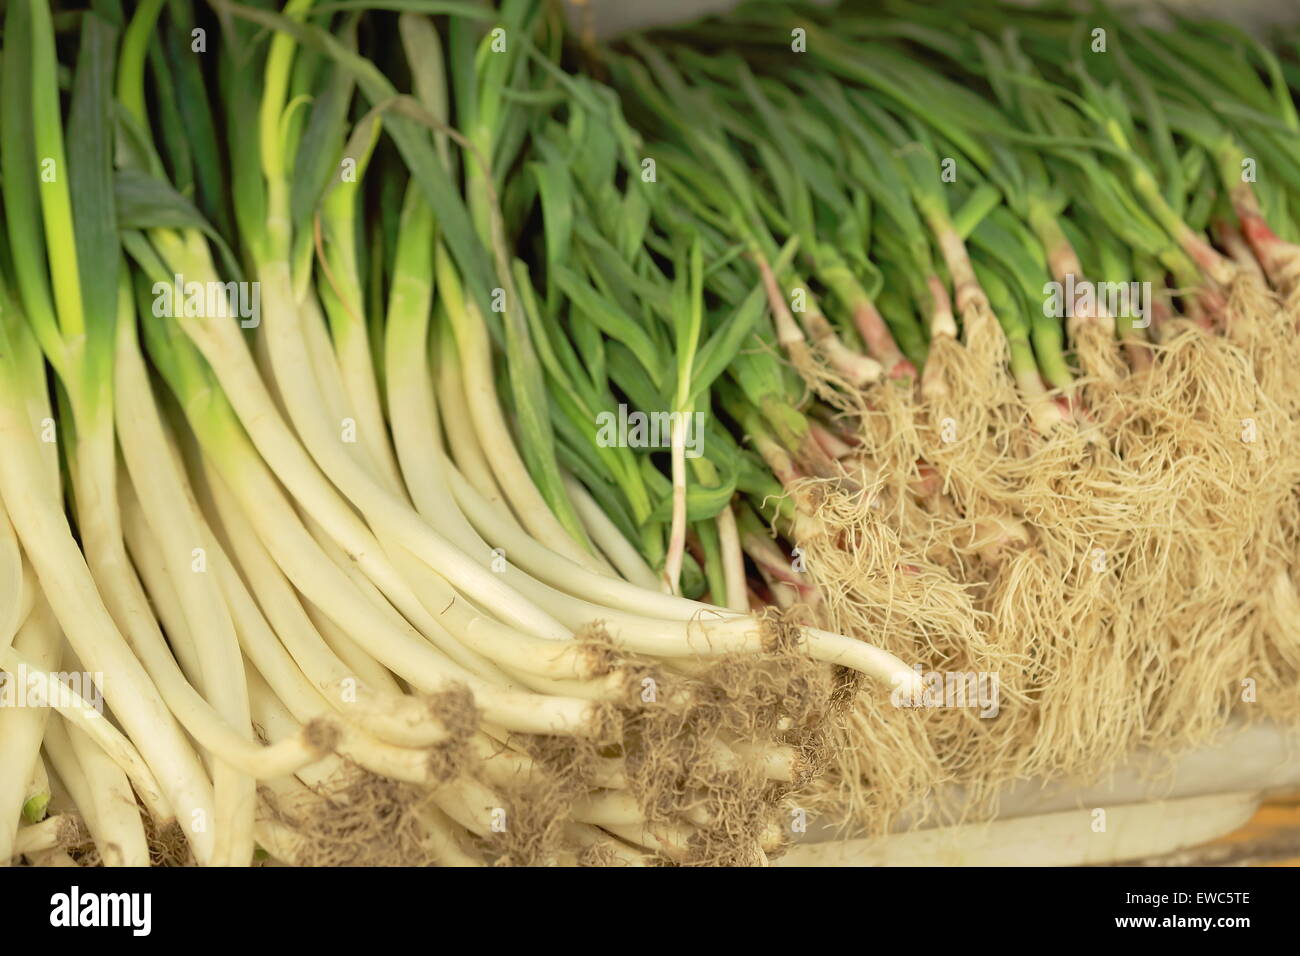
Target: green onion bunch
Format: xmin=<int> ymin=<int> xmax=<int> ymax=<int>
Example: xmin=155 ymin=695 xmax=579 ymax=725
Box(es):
xmin=4 ymin=0 xmax=1300 ymax=866
xmin=0 ymin=0 xmax=916 ymax=867
xmin=594 ymin=0 xmax=1300 ymax=829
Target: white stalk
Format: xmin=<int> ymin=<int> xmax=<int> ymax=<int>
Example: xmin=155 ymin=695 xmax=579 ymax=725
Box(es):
xmin=561 ymin=472 xmax=660 ymax=590
xmin=417 ymin=804 xmax=487 ymax=867
xmin=570 ymin=790 xmax=646 ymax=826
xmin=503 ymin=665 xmax=633 ymax=702
xmin=265 ymin=257 xmax=577 ymax=637
xmin=178 ymin=392 xmax=606 ymax=736
xmin=382 ymin=541 xmax=611 ymax=682
xmin=13 ymin=815 xmax=74 ymax=859
xmin=302 ymin=510 xmax=514 ymax=686
xmin=39 ymin=719 xmax=99 ymax=859
xmin=299 ymin=287 xmax=406 ymax=497
xmin=156 ymin=231 xmax=571 ymax=642
xmin=114 ymin=309 xmax=256 ymax=865
xmin=303 ymin=608 xmax=403 ymax=695
xmin=63 ymin=713 xmax=151 ymax=867
xmin=246 ymin=668 xmax=440 ymax=786
xmin=0 ymin=504 xmax=30 ymax=645
xmin=0 ymin=370 xmax=212 ymax=860
xmin=567 ymin=823 xmax=651 ymax=866
xmin=447 ymin=464 xmax=917 ymax=687
xmin=448 ymin=462 xmax=713 ymax=619
xmin=0 ymin=590 xmax=60 ymax=864
xmin=433 ymin=318 xmax=519 ymax=528
xmin=252 ymin=819 xmax=310 ymax=866
xmin=716 ymin=504 xmax=750 ymax=612
xmin=313 ymin=292 xmax=406 ymax=497
xmin=2 ymin=646 xmax=170 ymax=823
xmin=663 ymin=413 xmax=689 ymax=595
xmin=117 ymin=483 xmax=342 ymax=776
xmin=151 ymin=232 xmax=515 ymax=631
xmin=434 ymin=248 xmax=606 ymax=572
xmin=601 ymin=820 xmax=697 ymax=862
xmin=386 ymin=287 xmax=486 ymax=551
xmin=67 ymin=402 xmax=252 ymax=862
xmin=187 ymin=454 xmax=461 ymax=747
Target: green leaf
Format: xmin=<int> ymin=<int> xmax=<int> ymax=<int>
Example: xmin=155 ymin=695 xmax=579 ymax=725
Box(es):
xmin=290 ymin=20 xmax=356 ymax=233
xmin=115 ymin=169 xmax=246 ymax=283
xmin=165 ymin=0 xmax=233 ymax=237
xmin=68 ymin=12 xmax=121 ymax=355
xmin=552 ymin=263 xmax=660 ymax=362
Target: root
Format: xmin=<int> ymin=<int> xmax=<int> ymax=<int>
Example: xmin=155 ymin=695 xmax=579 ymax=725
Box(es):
xmin=794 ymin=275 xmax=1300 ymax=838
xmin=146 ymin=818 xmax=193 ymax=867
xmin=259 ymin=769 xmax=441 ymax=867
xmin=614 ymin=629 xmax=838 ymax=864
xmin=1070 ymin=316 xmax=1127 ymax=384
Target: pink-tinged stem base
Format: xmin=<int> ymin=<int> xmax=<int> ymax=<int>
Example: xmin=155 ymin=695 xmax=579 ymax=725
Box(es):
xmin=809 ymin=422 xmax=855 ymax=460
xmin=1232 ymin=187 xmax=1300 ymax=294
xmin=937 ymin=228 xmax=984 ymax=316
xmin=1179 ymin=225 xmax=1233 ymax=285
xmin=742 ymin=536 xmax=821 ymax=606
xmin=851 ymin=300 xmax=915 ymax=380
xmin=1215 ymin=219 xmax=1265 ymax=280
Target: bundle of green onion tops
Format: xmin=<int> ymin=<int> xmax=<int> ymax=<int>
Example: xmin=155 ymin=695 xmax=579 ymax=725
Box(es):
xmin=2 ymin=0 xmax=1299 ymax=867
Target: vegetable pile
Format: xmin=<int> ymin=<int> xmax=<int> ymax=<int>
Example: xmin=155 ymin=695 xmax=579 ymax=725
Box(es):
xmin=2 ymin=0 xmax=1300 ymax=867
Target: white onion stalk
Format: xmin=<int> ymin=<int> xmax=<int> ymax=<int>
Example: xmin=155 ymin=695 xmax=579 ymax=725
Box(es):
xmin=0 ymin=587 xmax=61 ymax=864
xmin=246 ymin=669 xmax=446 ymax=788
xmin=154 ymin=350 xmax=615 ymax=739
xmin=116 ymin=480 xmax=345 ymax=776
xmin=0 ymin=319 xmax=213 ymax=861
xmin=191 ymin=465 xmax=475 ymax=744
xmin=63 ymin=712 xmax=151 ymax=867
xmin=150 ymin=230 xmax=574 ymax=643
xmin=113 ymin=289 xmax=257 ymax=864
xmin=13 ymin=814 xmax=76 ymax=860
xmin=445 ymin=465 xmax=920 ymax=690
xmin=312 ymin=117 xmax=407 ymax=496
xmin=3 ymin=646 xmax=170 ymax=826
xmin=561 ymin=472 xmax=661 ymax=590
xmin=433 ymin=317 xmax=518 ymax=524
xmin=432 ymin=245 xmax=610 ymax=572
